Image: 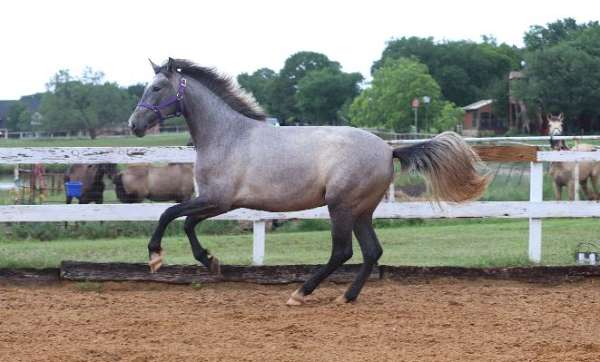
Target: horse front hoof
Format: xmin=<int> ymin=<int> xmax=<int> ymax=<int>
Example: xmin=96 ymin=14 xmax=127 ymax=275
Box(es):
xmin=209 ymin=256 xmax=220 ymax=274
xmin=286 ymin=289 xmax=306 ymax=306
xmin=148 ymin=251 xmax=164 ymax=273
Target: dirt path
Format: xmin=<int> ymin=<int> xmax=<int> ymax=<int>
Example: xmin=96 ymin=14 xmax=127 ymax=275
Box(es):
xmin=2 ymin=279 xmax=600 ymax=361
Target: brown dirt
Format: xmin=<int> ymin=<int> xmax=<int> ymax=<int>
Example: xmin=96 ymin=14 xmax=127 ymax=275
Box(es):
xmin=2 ymin=279 xmax=600 ymax=361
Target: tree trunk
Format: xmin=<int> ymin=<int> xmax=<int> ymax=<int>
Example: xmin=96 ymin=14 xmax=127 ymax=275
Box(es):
xmin=88 ymin=128 xmax=97 ymax=139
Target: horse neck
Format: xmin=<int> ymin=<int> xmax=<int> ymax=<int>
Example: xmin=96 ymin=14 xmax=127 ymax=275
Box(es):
xmin=182 ymin=79 xmax=258 ymax=150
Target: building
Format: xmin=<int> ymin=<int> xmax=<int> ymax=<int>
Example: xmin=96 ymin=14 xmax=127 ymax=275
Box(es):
xmin=461 ymin=99 xmax=505 ymax=136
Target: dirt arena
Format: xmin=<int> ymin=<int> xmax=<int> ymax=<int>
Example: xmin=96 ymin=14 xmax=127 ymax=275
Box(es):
xmin=2 ymin=278 xmax=600 ymax=361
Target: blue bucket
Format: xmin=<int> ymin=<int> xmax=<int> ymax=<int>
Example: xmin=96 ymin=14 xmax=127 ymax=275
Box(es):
xmin=65 ymin=181 xmax=83 ymax=198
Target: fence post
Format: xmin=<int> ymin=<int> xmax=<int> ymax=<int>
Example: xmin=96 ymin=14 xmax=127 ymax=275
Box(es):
xmin=529 ymin=162 xmax=543 ymax=263
xmin=252 ymin=220 xmax=266 ymax=265
xmin=574 ymin=162 xmax=580 ymax=201
xmin=388 ymin=182 xmax=395 ymax=202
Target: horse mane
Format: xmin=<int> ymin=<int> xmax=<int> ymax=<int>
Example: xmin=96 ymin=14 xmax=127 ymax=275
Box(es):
xmin=165 ymin=59 xmax=266 ymax=121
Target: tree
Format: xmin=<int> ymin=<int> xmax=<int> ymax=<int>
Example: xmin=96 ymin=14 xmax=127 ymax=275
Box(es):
xmin=5 ymin=102 xmax=27 ymax=131
xmin=40 ymin=69 xmax=136 ymax=139
xmin=432 ymin=102 xmax=464 ymax=132
xmin=295 ymin=68 xmax=363 ymax=125
xmin=237 ymin=68 xmax=278 ymax=113
xmin=269 ymin=51 xmax=341 ymax=122
xmin=515 ymin=42 xmax=600 ymax=132
xmin=371 ymin=37 xmax=520 ymax=107
xmin=349 ymin=58 xmax=443 ymax=132
xmin=523 ymin=18 xmax=599 ymax=51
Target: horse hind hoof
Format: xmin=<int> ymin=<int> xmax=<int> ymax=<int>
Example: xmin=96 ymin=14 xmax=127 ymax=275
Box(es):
xmin=286 ymin=289 xmax=306 ymax=306
xmin=209 ymin=256 xmax=220 ymax=274
xmin=335 ymin=295 xmax=351 ymax=304
xmin=148 ymin=251 xmax=164 ymax=273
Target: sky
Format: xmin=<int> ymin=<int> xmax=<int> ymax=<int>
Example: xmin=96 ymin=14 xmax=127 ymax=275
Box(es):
xmin=1 ymin=0 xmax=598 ymax=100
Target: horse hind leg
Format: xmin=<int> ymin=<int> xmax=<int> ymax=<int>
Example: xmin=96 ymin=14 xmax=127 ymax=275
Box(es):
xmin=184 ymin=215 xmax=220 ymax=273
xmin=337 ymin=212 xmax=382 ymax=303
xmin=287 ymin=206 xmax=354 ymax=306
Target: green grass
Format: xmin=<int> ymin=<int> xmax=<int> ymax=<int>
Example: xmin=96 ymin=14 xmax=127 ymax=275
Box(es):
xmin=0 ymin=133 xmax=190 ymax=147
xmin=1 ymin=218 xmax=598 ymax=269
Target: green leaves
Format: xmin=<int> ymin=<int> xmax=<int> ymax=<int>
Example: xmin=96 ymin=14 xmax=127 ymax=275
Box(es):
xmin=237 ymin=51 xmax=362 ymax=125
xmin=516 ymin=20 xmax=600 ymax=131
xmin=349 ymin=58 xmax=444 ymax=132
xmin=40 ymin=69 xmax=137 ymax=139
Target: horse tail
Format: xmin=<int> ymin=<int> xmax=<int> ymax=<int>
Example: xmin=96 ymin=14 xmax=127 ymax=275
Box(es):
xmin=392 ymin=131 xmax=489 ymax=202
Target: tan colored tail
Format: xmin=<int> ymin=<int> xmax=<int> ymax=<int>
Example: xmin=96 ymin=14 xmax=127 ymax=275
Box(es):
xmin=392 ymin=132 xmax=489 ymax=202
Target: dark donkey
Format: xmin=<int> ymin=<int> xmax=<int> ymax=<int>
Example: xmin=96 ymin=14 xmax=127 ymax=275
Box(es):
xmin=127 ymin=58 xmax=489 ymax=304
xmin=64 ymin=164 xmax=117 ymax=204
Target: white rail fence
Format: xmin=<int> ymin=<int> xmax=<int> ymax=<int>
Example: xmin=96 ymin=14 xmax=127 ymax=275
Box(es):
xmin=1 ymin=145 xmax=600 ymax=265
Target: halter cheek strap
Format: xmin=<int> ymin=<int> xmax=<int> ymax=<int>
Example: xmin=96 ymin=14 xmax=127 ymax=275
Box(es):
xmin=137 ymin=78 xmax=187 ymax=123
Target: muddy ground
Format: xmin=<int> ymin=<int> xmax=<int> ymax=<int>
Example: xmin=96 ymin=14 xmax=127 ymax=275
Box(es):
xmin=2 ymin=279 xmax=600 ymax=361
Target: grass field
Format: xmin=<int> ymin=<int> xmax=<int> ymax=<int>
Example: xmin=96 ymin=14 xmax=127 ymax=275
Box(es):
xmin=1 ymin=218 xmax=598 ymax=269
xmin=0 ymin=132 xmax=190 ymax=147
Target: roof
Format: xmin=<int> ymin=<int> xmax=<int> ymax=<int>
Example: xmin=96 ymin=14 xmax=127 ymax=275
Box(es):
xmin=463 ymin=99 xmax=493 ymax=111
xmin=509 ymin=71 xmax=524 ymax=80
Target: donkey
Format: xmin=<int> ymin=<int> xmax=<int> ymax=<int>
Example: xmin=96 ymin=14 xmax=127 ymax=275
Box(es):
xmin=547 ymin=113 xmax=600 ymax=200
xmin=127 ymin=58 xmax=488 ymax=304
xmin=64 ymin=164 xmax=117 ymax=204
xmin=113 ymin=163 xmax=195 ymax=203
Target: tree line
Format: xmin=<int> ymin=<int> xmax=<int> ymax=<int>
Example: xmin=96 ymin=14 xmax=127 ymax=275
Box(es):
xmin=5 ymin=17 xmax=600 ymax=138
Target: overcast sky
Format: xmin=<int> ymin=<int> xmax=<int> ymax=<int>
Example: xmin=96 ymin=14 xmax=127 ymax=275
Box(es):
xmin=1 ymin=0 xmax=598 ymax=99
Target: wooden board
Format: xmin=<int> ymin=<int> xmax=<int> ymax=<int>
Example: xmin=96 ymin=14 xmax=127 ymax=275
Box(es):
xmin=2 ymin=263 xmax=598 ymax=285
xmin=60 ymin=261 xmax=380 ymax=285
xmin=472 ymin=144 xmax=538 ymax=162
xmin=3 ymin=201 xmax=600 ymax=223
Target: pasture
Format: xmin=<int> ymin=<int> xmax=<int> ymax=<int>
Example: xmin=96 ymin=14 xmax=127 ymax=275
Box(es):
xmin=2 ymin=218 xmax=600 ymax=269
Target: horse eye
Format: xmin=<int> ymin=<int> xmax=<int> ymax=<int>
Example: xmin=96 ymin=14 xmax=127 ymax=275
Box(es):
xmin=152 ymin=86 xmax=161 ymax=92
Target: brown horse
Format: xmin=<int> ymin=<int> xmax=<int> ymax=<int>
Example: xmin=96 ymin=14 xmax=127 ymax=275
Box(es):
xmin=113 ymin=163 xmax=195 ymax=203
xmin=547 ymin=114 xmax=600 ymax=200
xmin=64 ymin=164 xmax=117 ymax=204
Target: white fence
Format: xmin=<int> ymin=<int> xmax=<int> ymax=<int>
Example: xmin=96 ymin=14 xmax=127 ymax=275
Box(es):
xmin=1 ymin=143 xmax=600 ymax=265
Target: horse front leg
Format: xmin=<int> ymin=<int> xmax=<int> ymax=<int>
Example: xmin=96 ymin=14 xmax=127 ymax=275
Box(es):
xmin=552 ymin=181 xmax=561 ymax=201
xmin=147 ymin=198 xmax=224 ymax=273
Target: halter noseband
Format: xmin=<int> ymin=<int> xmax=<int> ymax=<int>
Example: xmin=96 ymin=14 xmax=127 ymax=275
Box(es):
xmin=137 ymin=78 xmax=187 ymax=123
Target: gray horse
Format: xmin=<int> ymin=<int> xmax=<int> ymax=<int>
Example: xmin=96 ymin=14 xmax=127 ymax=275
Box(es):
xmin=127 ymin=58 xmax=488 ymax=304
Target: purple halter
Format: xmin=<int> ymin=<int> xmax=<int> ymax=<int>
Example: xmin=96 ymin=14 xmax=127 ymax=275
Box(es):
xmin=137 ymin=78 xmax=187 ymax=123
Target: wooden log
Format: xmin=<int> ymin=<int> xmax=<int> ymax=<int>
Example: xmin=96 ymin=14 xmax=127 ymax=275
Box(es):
xmin=381 ymin=265 xmax=600 ymax=282
xmin=0 ymin=268 xmax=60 ymax=283
xmin=60 ymin=261 xmax=380 ymax=285
xmin=472 ymin=144 xmax=538 ymax=162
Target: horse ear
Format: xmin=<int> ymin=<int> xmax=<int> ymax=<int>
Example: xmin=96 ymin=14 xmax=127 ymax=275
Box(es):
xmin=166 ymin=57 xmax=175 ymax=73
xmin=559 ymin=113 xmax=564 ymax=121
xmin=546 ymin=114 xmax=552 ymax=123
xmin=149 ymin=59 xmax=161 ymax=74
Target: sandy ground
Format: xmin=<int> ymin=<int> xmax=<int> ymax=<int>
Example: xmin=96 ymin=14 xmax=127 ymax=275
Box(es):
xmin=2 ymin=278 xmax=600 ymax=361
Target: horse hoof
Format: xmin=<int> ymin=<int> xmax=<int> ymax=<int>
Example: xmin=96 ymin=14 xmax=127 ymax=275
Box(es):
xmin=335 ymin=295 xmax=349 ymax=304
xmin=209 ymin=256 xmax=220 ymax=274
xmin=148 ymin=251 xmax=164 ymax=273
xmin=286 ymin=289 xmax=305 ymax=306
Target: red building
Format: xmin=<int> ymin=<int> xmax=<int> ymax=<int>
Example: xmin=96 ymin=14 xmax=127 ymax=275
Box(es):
xmin=462 ymin=99 xmax=505 ymax=136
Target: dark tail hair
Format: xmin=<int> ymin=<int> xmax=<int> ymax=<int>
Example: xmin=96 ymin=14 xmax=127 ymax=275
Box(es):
xmin=392 ymin=132 xmax=489 ymax=202
xmin=113 ymin=173 xmax=131 ymax=203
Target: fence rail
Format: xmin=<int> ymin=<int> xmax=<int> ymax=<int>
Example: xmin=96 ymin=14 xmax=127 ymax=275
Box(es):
xmin=2 ymin=143 xmax=600 ymax=265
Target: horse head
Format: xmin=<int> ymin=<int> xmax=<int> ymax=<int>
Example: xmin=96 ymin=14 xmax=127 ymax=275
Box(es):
xmin=128 ymin=58 xmax=187 ymax=137
xmin=547 ymin=113 xmax=568 ymax=150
